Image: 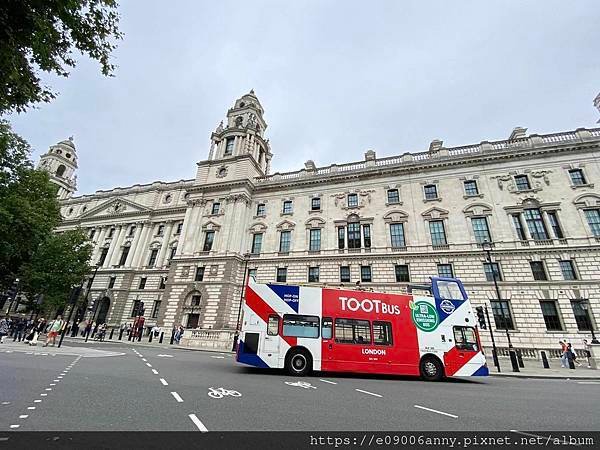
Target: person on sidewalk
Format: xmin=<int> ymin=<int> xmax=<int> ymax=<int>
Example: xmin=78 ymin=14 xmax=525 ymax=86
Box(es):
xmin=0 ymin=315 xmax=10 ymax=344
xmin=568 ymin=342 xmax=581 ymax=367
xmin=559 ymin=340 xmax=568 ymax=368
xmin=44 ymin=315 xmax=64 ymax=347
xmin=583 ymin=339 xmax=593 ymax=368
xmin=12 ymin=318 xmax=25 ymax=342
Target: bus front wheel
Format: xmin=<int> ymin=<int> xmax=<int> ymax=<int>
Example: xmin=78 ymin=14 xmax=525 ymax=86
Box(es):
xmin=420 ymin=356 xmax=444 ymax=381
xmin=286 ymin=349 xmax=312 ymax=376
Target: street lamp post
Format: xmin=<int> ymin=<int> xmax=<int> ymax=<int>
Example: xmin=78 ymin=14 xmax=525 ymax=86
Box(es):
xmin=482 ymin=240 xmax=520 ymax=372
xmin=581 ymin=303 xmax=600 ymax=344
xmin=232 ymin=252 xmax=251 ymax=351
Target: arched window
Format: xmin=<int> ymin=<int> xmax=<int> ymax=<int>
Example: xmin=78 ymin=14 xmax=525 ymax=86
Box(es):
xmin=56 ymin=165 xmax=66 ymax=177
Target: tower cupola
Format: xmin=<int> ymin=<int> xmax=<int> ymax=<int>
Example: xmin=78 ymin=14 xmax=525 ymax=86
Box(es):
xmin=37 ymin=137 xmax=78 ymax=199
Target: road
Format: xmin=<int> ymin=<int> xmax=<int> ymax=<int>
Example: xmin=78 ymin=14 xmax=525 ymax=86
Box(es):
xmin=1 ymin=339 xmax=599 ymax=432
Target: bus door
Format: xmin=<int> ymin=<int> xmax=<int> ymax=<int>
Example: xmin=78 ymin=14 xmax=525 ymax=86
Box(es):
xmin=449 ymin=326 xmax=479 ymax=372
xmin=321 ymin=317 xmax=334 ymax=363
xmin=263 ymin=314 xmax=281 ymax=360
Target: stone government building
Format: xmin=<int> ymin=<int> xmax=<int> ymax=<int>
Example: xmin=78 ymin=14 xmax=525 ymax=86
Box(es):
xmin=34 ymin=91 xmax=600 ymax=352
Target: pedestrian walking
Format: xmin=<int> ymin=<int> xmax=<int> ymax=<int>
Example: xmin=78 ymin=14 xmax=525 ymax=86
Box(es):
xmin=568 ymin=342 xmax=581 ymax=367
xmin=565 ymin=342 xmax=576 ymax=369
xmin=12 ymin=318 xmax=26 ymax=342
xmin=84 ymin=320 xmax=92 ymax=338
xmin=582 ymin=339 xmax=593 ymax=368
xmin=0 ymin=315 xmax=10 ymax=344
xmin=44 ymin=315 xmax=64 ymax=347
xmin=559 ymin=340 xmax=568 ymax=368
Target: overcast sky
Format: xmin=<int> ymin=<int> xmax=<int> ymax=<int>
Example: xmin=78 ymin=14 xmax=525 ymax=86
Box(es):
xmin=8 ymin=0 xmax=600 ymax=195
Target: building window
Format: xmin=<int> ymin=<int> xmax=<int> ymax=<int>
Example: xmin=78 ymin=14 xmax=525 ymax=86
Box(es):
xmin=224 ymin=137 xmax=234 ymax=155
xmin=251 ymin=233 xmax=263 ymax=254
xmin=338 ymin=226 xmax=345 ymax=249
xmin=334 ymin=318 xmax=371 ymax=344
xmin=347 ymin=193 xmax=358 ymax=208
xmin=584 ymin=209 xmax=600 ymax=237
xmin=211 ymin=202 xmax=220 ymax=215
xmin=151 ymin=301 xmax=161 ymax=319
xmin=139 ymin=277 xmax=147 ymax=289
xmin=282 ymin=200 xmax=293 ymax=214
xmin=311 ymin=197 xmax=321 ymax=211
xmin=247 ymin=269 xmax=257 ymax=280
xmin=191 ymin=295 xmax=201 ymax=307
xmin=424 ymin=184 xmax=438 ymax=200
xmin=539 ymin=301 xmax=562 ymax=331
xmin=546 ymin=211 xmax=563 ymax=238
xmin=276 ymin=268 xmax=287 ymax=283
xmin=559 ymin=260 xmax=577 ymax=280
xmin=175 ymin=222 xmax=183 ymax=234
xmin=464 ymin=180 xmax=479 ymax=196
xmin=483 ymin=262 xmax=502 ymax=281
xmin=157 ymin=224 xmax=164 ymax=236
xmin=256 ymin=203 xmax=266 ymax=216
xmin=118 ymin=246 xmax=130 ymax=266
xmin=128 ymin=225 xmax=136 ymax=237
xmin=148 ymin=249 xmax=158 ymax=267
xmin=390 ymin=223 xmax=406 ymax=248
xmin=569 ymin=169 xmax=586 ymax=186
xmin=98 ymin=248 xmax=109 ymax=266
xmin=395 ymin=265 xmax=410 ymax=282
xmin=159 ymin=277 xmax=166 ymax=289
xmin=530 ymin=261 xmax=548 ymax=281
xmin=437 ymin=263 xmax=454 ymax=278
xmin=89 ymin=228 xmax=96 ymax=240
xmin=471 ymin=217 xmax=491 ymax=244
xmin=514 ymin=175 xmax=531 ymax=191
xmin=340 ymin=266 xmax=351 ymax=283
xmin=570 ymin=300 xmax=594 ymax=331
xmin=490 ymin=300 xmax=515 ymax=330
xmin=387 ymin=189 xmax=400 ymax=204
xmin=360 ymin=266 xmax=372 ymax=282
xmin=362 ymin=225 xmax=371 ymax=248
xmin=511 ymin=214 xmax=527 ymax=241
xmin=195 ymin=267 xmax=205 ymax=281
xmin=309 ymin=229 xmax=321 ymax=251
xmin=169 ymin=247 xmax=177 ymax=261
xmin=108 ymin=228 xmax=115 ymax=238
xmin=308 ymin=267 xmax=319 ymax=283
xmin=429 ymin=220 xmax=447 ymax=246
xmin=347 ymin=222 xmax=361 ymax=248
xmin=108 ymin=276 xmax=116 ymax=289
xmin=279 ymin=230 xmax=291 ymax=253
xmin=523 ymin=209 xmax=548 ymax=240
xmin=203 ymin=231 xmax=215 ymax=251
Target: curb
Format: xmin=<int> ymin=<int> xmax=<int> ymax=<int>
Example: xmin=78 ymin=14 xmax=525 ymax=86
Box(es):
xmin=61 ymin=336 xmax=235 ymax=354
xmin=489 ymin=372 xmax=600 ymax=380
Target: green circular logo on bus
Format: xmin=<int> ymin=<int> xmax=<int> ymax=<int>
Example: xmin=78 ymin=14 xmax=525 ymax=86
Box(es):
xmin=411 ymin=301 xmax=439 ymax=332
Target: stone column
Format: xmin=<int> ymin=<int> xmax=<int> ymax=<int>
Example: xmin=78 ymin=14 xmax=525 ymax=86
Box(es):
xmin=125 ymin=221 xmax=143 ymax=267
xmin=157 ymin=221 xmax=174 ymax=267
xmin=109 ymin=225 xmax=127 ymax=267
xmin=92 ymin=226 xmax=108 ymax=263
xmin=132 ymin=221 xmax=152 ymax=267
xmin=182 ymin=202 xmax=203 ymax=255
xmin=102 ymin=225 xmax=118 ymax=268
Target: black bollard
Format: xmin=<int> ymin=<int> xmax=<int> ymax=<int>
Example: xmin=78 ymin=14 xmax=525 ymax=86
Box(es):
xmin=516 ymin=350 xmax=524 ymax=368
xmin=85 ymin=329 xmax=90 ymax=342
xmin=159 ymin=332 xmax=164 ymax=344
xmin=492 ymin=348 xmax=500 ymax=370
xmin=149 ymin=332 xmax=153 ymax=343
xmin=137 ymin=330 xmax=142 ymax=342
xmin=508 ymin=350 xmax=520 ymax=372
xmin=170 ymin=330 xmax=174 ymax=345
xmin=109 ymin=328 xmax=114 ymax=340
xmin=540 ymin=351 xmax=550 ymax=369
xmin=119 ymin=328 xmax=124 ymax=340
xmin=128 ymin=329 xmax=132 ymax=341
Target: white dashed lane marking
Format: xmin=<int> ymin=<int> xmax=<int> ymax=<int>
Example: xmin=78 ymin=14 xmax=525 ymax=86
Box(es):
xmin=19 ymin=415 xmax=28 ymax=419
xmin=27 ymin=407 xmax=35 ymax=410
xmin=146 ymin=363 xmax=152 ymax=368
xmin=188 ymin=414 xmax=208 ymax=432
xmin=319 ymin=379 xmax=338 ymax=385
xmin=355 ymin=389 xmax=382 ymax=398
xmin=414 ymin=404 xmax=458 ymax=419
xmin=160 ymin=378 xmax=169 ymax=386
xmin=151 ymin=369 xmax=159 ymax=375
xmin=33 ymin=400 xmax=41 ymax=403
xmin=9 ymin=425 xmax=19 ymax=429
xmin=171 ymin=392 xmax=184 ymax=403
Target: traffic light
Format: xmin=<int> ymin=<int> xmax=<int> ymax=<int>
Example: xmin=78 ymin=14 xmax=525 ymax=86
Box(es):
xmin=475 ymin=306 xmax=486 ymax=329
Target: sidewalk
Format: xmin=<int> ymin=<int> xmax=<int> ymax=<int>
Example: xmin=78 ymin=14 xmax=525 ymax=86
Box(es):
xmin=486 ymin=356 xmax=600 ymax=380
xmin=0 ymin=339 xmax=126 ymax=358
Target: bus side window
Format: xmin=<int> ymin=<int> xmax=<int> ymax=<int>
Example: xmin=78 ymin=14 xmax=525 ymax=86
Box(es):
xmin=322 ymin=317 xmax=332 ymax=339
xmin=267 ymin=315 xmax=279 ymax=336
xmin=373 ymin=321 xmax=393 ymax=346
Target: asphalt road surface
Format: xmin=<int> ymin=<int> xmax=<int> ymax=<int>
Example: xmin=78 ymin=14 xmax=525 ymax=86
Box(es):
xmin=1 ymin=340 xmax=599 ymax=432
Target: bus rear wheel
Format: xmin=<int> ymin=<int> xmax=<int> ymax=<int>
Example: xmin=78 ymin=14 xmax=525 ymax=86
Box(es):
xmin=420 ymin=356 xmax=444 ymax=381
xmin=286 ymin=349 xmax=312 ymax=376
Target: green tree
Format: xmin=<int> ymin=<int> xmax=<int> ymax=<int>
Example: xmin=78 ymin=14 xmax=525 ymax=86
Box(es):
xmin=0 ymin=120 xmax=61 ymax=290
xmin=0 ymin=0 xmax=123 ymax=114
xmin=21 ymin=229 xmax=92 ymax=314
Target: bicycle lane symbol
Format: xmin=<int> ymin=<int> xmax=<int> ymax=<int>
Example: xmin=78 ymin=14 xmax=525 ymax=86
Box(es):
xmin=284 ymin=381 xmax=317 ymax=389
xmin=207 ymin=387 xmax=242 ymax=399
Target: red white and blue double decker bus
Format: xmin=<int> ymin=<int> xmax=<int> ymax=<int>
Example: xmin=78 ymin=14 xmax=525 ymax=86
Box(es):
xmin=236 ymin=276 xmax=488 ymax=381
